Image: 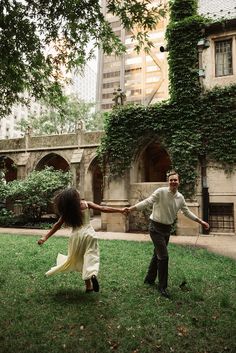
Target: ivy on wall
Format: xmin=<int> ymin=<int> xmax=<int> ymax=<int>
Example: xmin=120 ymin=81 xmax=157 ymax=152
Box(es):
xmin=98 ymin=0 xmax=236 ymax=198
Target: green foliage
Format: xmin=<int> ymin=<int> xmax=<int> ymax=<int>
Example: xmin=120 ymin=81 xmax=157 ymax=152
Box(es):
xmin=169 ymin=0 xmax=198 ymax=21
xmin=0 ymin=180 xmax=9 ymax=199
xmin=98 ymin=0 xmax=236 ymax=197
xmin=166 ymin=15 xmax=206 ymax=103
xmin=17 ymin=95 xmax=105 ymax=135
xmin=199 ymin=85 xmax=236 ymax=170
xmin=0 ymin=208 xmax=15 ymax=226
xmin=0 ymin=167 xmax=71 ymax=222
xmin=0 ymin=0 xmax=166 ymax=118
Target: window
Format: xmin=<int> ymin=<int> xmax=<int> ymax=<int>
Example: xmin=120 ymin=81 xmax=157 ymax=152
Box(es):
xmin=125 ymin=67 xmax=141 ymax=74
xmin=102 ymin=82 xmax=119 ymax=89
xmin=209 ymin=203 xmax=234 ymax=233
xmin=103 ymin=71 xmax=120 ymax=78
xmin=102 ymin=93 xmax=114 ymax=99
xmin=101 ymin=103 xmax=113 ymax=110
xmin=215 ymin=39 xmax=233 ymax=77
xmin=111 ymin=21 xmax=121 ymax=29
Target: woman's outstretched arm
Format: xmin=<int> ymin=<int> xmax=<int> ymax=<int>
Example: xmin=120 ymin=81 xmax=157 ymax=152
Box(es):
xmin=87 ymin=201 xmax=126 ymax=214
xmin=37 ymin=217 xmax=64 ymax=245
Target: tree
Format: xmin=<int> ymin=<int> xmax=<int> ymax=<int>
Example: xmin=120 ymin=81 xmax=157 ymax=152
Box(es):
xmin=16 ymin=94 xmax=105 ymax=134
xmin=0 ymin=0 xmax=166 ymax=118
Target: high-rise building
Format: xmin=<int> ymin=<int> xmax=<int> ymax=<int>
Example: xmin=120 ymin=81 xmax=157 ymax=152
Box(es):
xmin=0 ymin=63 xmax=97 ymax=139
xmin=67 ymin=63 xmax=97 ymax=103
xmin=96 ymin=0 xmax=169 ymax=111
xmin=0 ymin=92 xmax=47 ymax=139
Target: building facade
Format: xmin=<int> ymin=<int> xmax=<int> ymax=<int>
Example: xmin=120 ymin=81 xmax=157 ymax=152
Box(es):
xmin=97 ymin=0 xmax=236 ymax=235
xmin=96 ymin=0 xmax=169 ymax=111
xmin=197 ymin=1 xmax=236 ymax=235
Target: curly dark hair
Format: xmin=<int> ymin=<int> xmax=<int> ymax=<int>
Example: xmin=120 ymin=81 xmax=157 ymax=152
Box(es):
xmin=54 ymin=188 xmax=83 ymax=228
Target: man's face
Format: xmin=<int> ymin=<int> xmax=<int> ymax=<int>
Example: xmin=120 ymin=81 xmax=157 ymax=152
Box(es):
xmin=168 ymin=174 xmax=180 ymax=193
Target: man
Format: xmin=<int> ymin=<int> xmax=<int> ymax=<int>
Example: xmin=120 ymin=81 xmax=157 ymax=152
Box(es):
xmin=126 ymin=171 xmax=209 ymax=298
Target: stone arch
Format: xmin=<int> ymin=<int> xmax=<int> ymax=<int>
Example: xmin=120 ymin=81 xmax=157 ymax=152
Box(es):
xmin=85 ymin=156 xmax=103 ymax=215
xmin=131 ymin=140 xmax=171 ymax=183
xmin=0 ymin=156 xmax=17 ymax=182
xmin=35 ymin=153 xmax=70 ymax=171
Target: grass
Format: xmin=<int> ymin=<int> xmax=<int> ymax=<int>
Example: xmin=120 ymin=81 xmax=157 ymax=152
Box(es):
xmin=0 ymin=233 xmax=236 ymax=353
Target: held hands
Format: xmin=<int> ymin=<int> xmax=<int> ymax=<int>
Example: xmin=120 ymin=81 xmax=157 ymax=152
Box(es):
xmin=122 ymin=207 xmax=132 ymax=216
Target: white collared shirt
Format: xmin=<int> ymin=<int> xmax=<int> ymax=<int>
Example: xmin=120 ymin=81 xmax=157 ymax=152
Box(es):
xmin=135 ymin=187 xmax=197 ymax=225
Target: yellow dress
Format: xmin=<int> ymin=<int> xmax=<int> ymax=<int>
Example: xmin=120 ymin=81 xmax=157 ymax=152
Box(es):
xmin=46 ymin=208 xmax=99 ymax=280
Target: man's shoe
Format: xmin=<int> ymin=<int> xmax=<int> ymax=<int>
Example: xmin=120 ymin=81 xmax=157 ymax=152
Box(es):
xmin=144 ymin=278 xmax=155 ymax=285
xmin=158 ymin=288 xmax=170 ymax=299
xmin=91 ymin=275 xmax=100 ymax=292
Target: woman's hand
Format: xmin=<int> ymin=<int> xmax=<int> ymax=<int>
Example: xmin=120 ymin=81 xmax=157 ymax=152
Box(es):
xmin=122 ymin=207 xmax=130 ymax=215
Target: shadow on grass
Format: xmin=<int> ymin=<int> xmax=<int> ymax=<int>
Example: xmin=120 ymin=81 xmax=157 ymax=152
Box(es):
xmin=51 ymin=288 xmax=98 ymax=304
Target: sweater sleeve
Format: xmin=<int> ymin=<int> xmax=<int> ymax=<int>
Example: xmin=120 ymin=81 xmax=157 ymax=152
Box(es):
xmin=180 ymin=198 xmax=198 ymax=221
xmin=135 ymin=189 xmax=160 ymax=210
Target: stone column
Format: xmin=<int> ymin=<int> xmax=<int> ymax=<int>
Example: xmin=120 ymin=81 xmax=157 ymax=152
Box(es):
xmin=70 ymin=163 xmax=81 ymax=189
xmin=101 ymin=173 xmax=130 ymax=232
xmin=17 ymin=152 xmax=30 ymax=179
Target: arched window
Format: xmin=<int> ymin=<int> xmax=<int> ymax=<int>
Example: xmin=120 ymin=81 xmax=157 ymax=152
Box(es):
xmin=35 ymin=153 xmax=69 ymax=172
xmin=137 ymin=142 xmax=171 ymax=182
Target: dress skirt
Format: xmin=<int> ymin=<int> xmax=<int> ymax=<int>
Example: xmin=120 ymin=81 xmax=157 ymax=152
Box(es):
xmin=46 ymin=224 xmax=100 ymax=280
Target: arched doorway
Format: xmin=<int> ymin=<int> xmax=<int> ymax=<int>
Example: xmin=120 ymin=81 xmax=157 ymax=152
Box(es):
xmin=87 ymin=158 xmax=103 ymax=215
xmin=35 ymin=153 xmax=70 ymax=215
xmin=137 ymin=141 xmax=171 ymax=182
xmin=0 ymin=156 xmax=17 ymax=182
xmin=35 ymin=153 xmax=70 ymax=171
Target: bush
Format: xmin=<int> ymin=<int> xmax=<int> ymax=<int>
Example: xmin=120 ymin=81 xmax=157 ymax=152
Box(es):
xmin=0 ymin=167 xmax=72 ymax=224
xmin=0 ymin=208 xmax=16 ymax=226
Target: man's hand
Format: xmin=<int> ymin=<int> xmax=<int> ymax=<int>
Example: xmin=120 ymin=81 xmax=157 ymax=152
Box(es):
xmin=38 ymin=237 xmax=46 ymax=245
xmin=123 ymin=207 xmax=131 ymax=215
xmin=201 ymin=220 xmax=210 ymax=230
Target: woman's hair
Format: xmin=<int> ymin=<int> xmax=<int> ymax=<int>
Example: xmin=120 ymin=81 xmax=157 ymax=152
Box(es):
xmin=54 ymin=188 xmax=83 ymax=228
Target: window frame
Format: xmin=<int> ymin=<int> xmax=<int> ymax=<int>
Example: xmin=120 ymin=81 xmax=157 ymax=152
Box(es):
xmin=214 ymin=37 xmax=233 ymax=77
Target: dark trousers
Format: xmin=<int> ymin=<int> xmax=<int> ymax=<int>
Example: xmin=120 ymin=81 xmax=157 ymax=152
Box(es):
xmin=145 ymin=220 xmax=171 ymax=289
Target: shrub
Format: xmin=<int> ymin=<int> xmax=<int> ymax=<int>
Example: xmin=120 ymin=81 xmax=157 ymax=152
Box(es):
xmin=0 ymin=167 xmax=72 ymax=223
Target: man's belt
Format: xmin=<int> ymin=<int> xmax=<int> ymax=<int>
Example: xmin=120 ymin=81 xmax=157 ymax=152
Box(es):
xmin=150 ymin=219 xmax=172 ymax=232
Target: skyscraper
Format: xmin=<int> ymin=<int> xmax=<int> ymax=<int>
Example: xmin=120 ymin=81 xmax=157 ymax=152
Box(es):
xmin=96 ymin=0 xmax=169 ymax=111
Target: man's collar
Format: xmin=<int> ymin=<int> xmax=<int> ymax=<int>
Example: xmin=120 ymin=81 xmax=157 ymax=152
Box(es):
xmin=168 ymin=187 xmax=179 ymax=196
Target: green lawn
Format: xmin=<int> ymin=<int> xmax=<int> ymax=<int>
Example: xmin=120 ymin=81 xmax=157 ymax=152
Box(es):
xmin=0 ymin=233 xmax=235 ymax=353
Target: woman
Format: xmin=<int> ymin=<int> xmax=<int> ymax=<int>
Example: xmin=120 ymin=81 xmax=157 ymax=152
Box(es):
xmin=38 ymin=187 xmax=126 ymax=292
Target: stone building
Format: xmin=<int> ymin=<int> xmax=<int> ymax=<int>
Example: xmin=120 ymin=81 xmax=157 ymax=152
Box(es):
xmin=99 ymin=0 xmax=236 ymax=236
xmin=0 ymin=128 xmax=104 ymax=216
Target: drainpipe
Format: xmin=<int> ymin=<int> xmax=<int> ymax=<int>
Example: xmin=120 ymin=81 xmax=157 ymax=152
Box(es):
xmin=201 ymin=155 xmax=209 ymax=234
xmin=197 ymin=34 xmax=210 ymax=234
